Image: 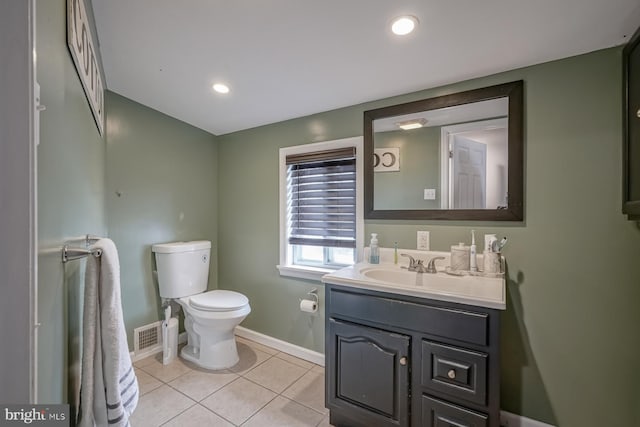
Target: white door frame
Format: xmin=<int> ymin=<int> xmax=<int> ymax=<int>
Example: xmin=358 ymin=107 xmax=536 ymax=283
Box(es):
xmin=440 ymin=118 xmax=507 ymax=209
xmin=0 ymin=0 xmax=38 ymax=403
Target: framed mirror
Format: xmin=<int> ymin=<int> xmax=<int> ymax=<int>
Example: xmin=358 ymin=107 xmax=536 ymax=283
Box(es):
xmin=364 ymin=81 xmax=523 ymax=221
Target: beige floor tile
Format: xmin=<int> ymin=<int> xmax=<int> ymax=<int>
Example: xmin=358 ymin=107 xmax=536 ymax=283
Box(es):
xmin=243 ymin=396 xmax=324 ymax=427
xmin=201 ymin=377 xmax=276 ymax=425
xmin=317 ymin=414 xmax=335 ymax=427
xmin=139 ymin=356 xmax=193 ymax=383
xmin=244 ymin=356 xmax=308 ymax=393
xmin=228 ymin=342 xmax=272 ymax=375
xmin=134 ymin=353 xmax=161 ymax=368
xmin=236 ymin=336 xmax=279 ymax=355
xmin=161 ymin=404 xmax=233 ymax=427
xmin=275 ymin=352 xmax=315 ymax=370
xmin=135 ymin=368 xmax=163 ymax=396
xmin=132 ymin=346 xmax=331 ymax=426
xmin=168 ymin=369 xmax=238 ymax=402
xmin=130 ymin=385 xmax=195 ymax=427
xmin=282 ymin=370 xmax=328 ymax=415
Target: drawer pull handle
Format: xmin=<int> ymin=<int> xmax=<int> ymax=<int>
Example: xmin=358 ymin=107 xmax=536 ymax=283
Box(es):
xmin=399 ymin=357 xmax=408 ymax=366
xmin=447 ymin=369 xmax=456 ymax=379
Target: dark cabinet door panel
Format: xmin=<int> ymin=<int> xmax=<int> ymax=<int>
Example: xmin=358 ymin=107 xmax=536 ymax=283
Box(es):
xmin=328 ymin=319 xmax=410 ymax=427
xmin=624 ymin=24 xmax=640 ymax=218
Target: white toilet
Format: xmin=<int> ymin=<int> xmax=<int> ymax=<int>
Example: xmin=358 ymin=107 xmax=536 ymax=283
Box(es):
xmin=152 ymin=240 xmax=251 ymax=370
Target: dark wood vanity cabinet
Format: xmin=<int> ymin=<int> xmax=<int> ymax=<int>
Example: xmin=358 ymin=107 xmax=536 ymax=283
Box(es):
xmin=325 ymin=284 xmax=501 ymax=427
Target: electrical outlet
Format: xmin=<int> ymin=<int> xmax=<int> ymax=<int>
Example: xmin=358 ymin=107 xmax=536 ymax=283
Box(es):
xmin=417 ymin=231 xmax=430 ymax=250
xmin=423 ymin=188 xmax=436 ymax=200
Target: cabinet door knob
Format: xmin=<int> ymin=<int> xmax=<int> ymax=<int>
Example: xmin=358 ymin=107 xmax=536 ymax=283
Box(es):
xmin=399 ymin=356 xmax=408 ymax=366
xmin=447 ymin=369 xmax=456 ymax=379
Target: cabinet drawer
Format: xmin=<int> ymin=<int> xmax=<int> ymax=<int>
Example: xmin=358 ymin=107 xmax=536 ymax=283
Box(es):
xmin=422 ymin=395 xmax=488 ymax=427
xmin=422 ymin=340 xmax=487 ymax=405
xmin=328 ymin=288 xmax=488 ymax=346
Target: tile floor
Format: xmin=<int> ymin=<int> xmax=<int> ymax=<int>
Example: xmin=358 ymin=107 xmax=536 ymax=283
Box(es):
xmin=132 ymin=337 xmax=333 ymax=427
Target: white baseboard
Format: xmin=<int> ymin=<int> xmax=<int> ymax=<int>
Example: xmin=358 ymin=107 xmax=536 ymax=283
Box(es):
xmin=129 ymin=332 xmax=187 ymax=362
xmin=235 ymin=326 xmax=325 ymax=366
xmin=500 ymin=410 xmax=556 ymax=427
xmin=130 ymin=345 xmax=162 ymax=362
xmin=130 ymin=327 xmax=325 ymax=366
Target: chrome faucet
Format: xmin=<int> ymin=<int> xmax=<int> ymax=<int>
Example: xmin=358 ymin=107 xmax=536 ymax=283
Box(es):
xmin=400 ymin=254 xmax=428 ymax=273
xmin=425 ymin=256 xmax=445 ymax=274
xmin=401 ymin=254 xmax=444 ymax=274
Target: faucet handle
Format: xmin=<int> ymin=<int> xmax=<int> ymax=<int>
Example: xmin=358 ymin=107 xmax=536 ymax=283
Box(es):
xmin=426 ymin=256 xmax=445 ymax=274
xmin=400 ymin=253 xmax=416 ymax=268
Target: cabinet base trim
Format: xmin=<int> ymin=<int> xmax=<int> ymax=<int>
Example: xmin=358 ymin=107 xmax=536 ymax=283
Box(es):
xmin=500 ymin=410 xmax=555 ymax=427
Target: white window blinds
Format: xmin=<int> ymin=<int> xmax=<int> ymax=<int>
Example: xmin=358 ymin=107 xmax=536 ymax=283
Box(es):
xmin=286 ymin=147 xmax=357 ymax=249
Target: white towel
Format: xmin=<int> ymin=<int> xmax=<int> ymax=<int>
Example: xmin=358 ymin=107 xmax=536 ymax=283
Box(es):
xmin=78 ymin=238 xmax=138 ymax=427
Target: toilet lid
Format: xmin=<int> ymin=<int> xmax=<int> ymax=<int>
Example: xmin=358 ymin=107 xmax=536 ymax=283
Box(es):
xmin=190 ymin=290 xmax=249 ymax=312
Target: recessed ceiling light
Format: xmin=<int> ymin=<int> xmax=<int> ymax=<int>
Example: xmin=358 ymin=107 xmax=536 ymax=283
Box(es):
xmin=212 ymin=83 xmax=230 ymax=94
xmin=391 ymin=15 xmax=419 ymax=36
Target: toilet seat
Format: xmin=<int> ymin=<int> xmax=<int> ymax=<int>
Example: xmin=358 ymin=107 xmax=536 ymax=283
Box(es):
xmin=189 ymin=290 xmax=249 ymax=312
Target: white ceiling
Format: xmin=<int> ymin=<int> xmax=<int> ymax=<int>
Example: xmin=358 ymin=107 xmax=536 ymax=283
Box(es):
xmin=91 ymin=0 xmax=640 ymax=136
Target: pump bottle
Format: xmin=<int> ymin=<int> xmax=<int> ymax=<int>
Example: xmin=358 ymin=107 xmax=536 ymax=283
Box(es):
xmin=369 ymin=233 xmax=380 ymax=264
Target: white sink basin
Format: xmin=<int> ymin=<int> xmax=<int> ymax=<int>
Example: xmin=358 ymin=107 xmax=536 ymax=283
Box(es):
xmin=323 ymin=259 xmax=506 ymax=310
xmin=361 ymin=266 xmax=435 ymax=286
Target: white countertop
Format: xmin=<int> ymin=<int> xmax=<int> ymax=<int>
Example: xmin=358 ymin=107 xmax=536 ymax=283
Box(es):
xmin=321 ymin=251 xmax=506 ymax=310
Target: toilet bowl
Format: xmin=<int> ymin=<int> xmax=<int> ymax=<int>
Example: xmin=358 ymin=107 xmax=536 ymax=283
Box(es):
xmin=177 ymin=290 xmax=250 ymax=369
xmin=152 ymin=241 xmax=251 ymax=370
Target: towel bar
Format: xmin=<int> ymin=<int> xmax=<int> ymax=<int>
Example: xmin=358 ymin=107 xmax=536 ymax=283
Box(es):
xmin=61 ymin=234 xmax=104 ymax=263
xmin=62 ymin=246 xmax=103 ymax=263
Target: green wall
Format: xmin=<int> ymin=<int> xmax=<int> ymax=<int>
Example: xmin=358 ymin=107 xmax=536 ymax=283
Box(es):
xmin=105 ymin=91 xmax=218 ymax=349
xmin=374 ymin=127 xmax=441 ymax=209
xmin=35 ymin=0 xmax=219 ymax=403
xmin=36 ymin=0 xmax=107 ymax=404
xmin=218 ymin=48 xmax=640 ymax=426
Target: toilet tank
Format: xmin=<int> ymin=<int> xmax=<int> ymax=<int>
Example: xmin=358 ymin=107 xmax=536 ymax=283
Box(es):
xmin=152 ymin=240 xmax=211 ymax=298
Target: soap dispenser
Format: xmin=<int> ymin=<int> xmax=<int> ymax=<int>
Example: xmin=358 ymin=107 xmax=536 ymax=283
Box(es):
xmin=369 ymin=233 xmax=380 ymax=264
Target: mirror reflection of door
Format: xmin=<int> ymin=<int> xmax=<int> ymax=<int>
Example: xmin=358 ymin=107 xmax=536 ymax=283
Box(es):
xmin=440 ymin=118 xmax=508 ymax=209
xmin=451 ymin=136 xmax=487 ymax=208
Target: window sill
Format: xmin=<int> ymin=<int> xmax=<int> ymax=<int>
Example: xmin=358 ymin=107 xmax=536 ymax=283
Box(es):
xmin=277 ymin=264 xmax=337 ymax=281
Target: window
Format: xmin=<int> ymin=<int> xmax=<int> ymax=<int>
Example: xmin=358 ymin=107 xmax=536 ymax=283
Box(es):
xmin=278 ymin=137 xmax=363 ymax=280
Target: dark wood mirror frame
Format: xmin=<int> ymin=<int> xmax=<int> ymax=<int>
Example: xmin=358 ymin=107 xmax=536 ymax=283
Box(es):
xmin=364 ymin=80 xmax=524 ymax=221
